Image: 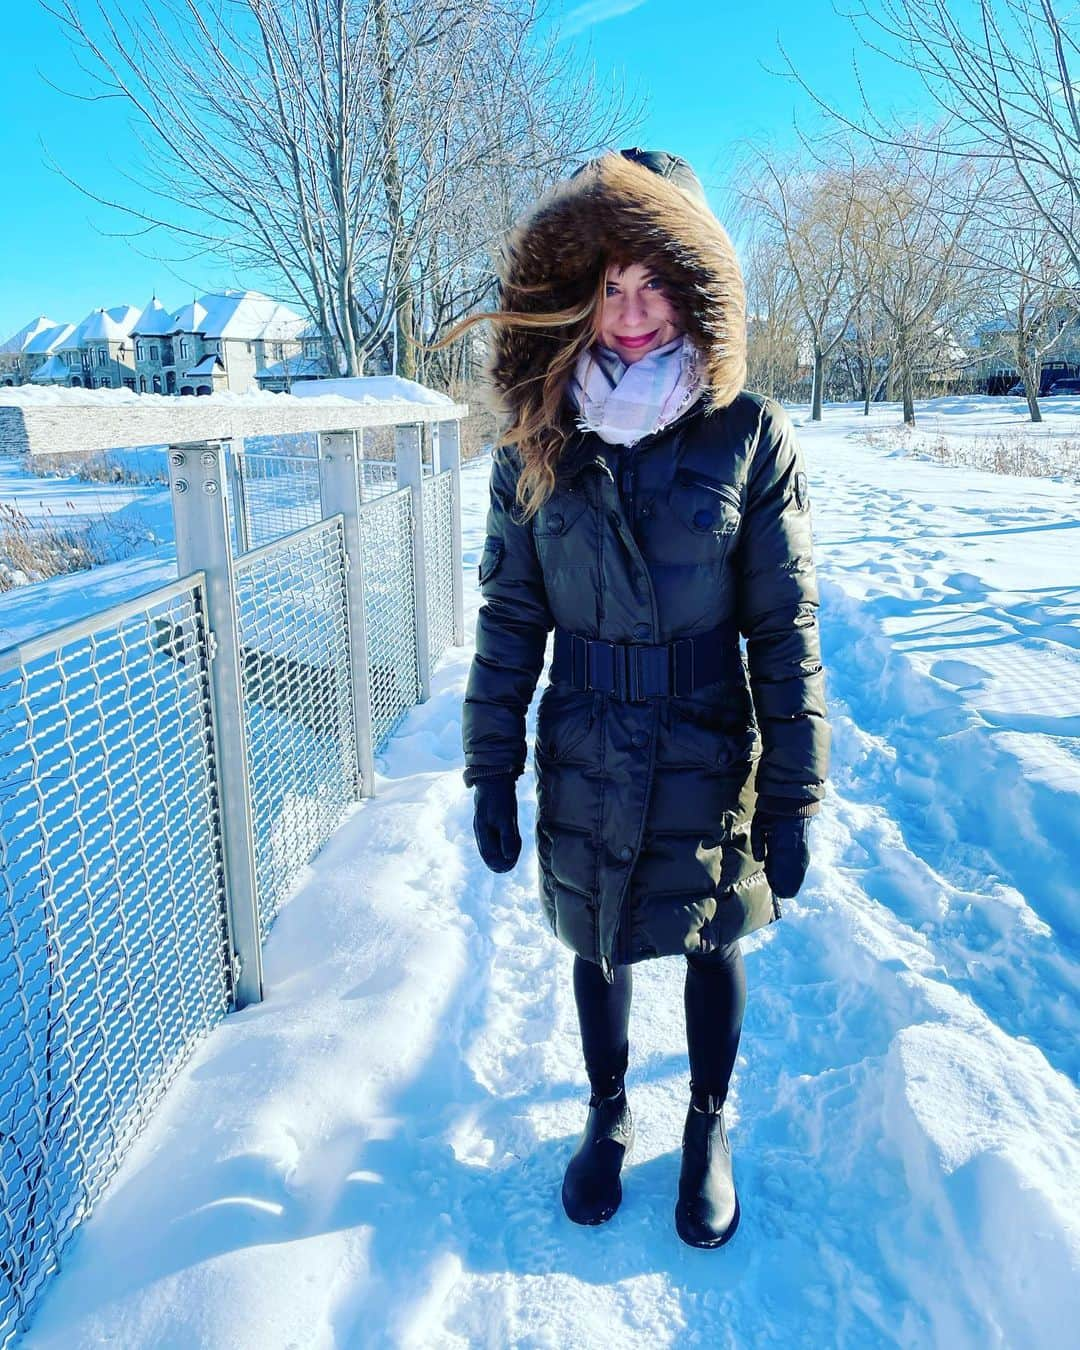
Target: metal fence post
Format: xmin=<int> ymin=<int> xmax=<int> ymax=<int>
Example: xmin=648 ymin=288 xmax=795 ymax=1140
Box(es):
xmin=434 ymin=419 xmax=465 ymax=647
xmin=318 ymin=430 xmax=377 ymax=800
xmin=226 ymin=438 xmax=251 ymax=556
xmin=395 ymin=422 xmax=432 ymax=701
xmin=167 ymin=439 xmax=264 ymax=1008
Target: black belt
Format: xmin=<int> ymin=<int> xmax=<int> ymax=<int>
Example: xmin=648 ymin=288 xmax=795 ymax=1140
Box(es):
xmin=550 ymin=624 xmax=742 ymax=701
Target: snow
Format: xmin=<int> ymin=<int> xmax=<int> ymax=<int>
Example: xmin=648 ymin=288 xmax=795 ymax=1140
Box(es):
xmin=8 ymin=395 xmax=1080 ymax=1348
xmin=131 ymin=297 xmax=175 ymax=337
xmin=0 ymin=381 xmax=452 ymax=411
xmin=77 ymin=306 xmax=140 ymax=343
xmin=0 ymin=316 xmax=60 ymax=355
xmin=23 ymin=323 xmax=76 ymax=356
xmin=288 ymin=375 xmax=457 ymax=407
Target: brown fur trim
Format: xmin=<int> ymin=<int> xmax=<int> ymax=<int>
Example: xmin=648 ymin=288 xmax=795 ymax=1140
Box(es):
xmin=488 ymin=152 xmax=746 ymax=424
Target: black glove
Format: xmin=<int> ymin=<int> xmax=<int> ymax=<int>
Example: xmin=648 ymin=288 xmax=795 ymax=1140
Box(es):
xmin=472 ymin=776 xmax=521 ymax=873
xmin=750 ymin=801 xmax=815 ymax=899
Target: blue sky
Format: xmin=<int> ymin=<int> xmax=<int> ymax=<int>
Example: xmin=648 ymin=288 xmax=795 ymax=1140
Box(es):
xmin=0 ymin=0 xmax=929 ymax=340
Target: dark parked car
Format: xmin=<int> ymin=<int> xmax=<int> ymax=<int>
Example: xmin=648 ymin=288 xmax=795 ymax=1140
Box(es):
xmin=1005 ymin=374 xmax=1080 ymax=397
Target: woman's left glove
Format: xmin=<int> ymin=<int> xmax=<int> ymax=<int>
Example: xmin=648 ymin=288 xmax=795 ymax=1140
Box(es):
xmin=750 ymin=798 xmax=816 ymax=899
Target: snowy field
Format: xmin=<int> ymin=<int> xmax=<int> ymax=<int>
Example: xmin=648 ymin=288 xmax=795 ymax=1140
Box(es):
xmin=8 ymin=396 xmax=1080 ymax=1349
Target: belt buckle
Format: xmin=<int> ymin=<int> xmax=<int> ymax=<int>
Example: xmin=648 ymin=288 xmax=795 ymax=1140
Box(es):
xmin=625 ymin=645 xmax=647 ymax=703
xmin=588 ymin=640 xmax=619 ymax=696
xmin=671 ymin=637 xmax=695 ymax=696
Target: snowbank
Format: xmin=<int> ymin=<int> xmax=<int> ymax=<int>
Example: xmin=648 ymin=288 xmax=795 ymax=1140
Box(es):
xmin=0 ymin=376 xmax=455 ymax=411
xmin=15 ymin=400 xmax=1080 ymax=1348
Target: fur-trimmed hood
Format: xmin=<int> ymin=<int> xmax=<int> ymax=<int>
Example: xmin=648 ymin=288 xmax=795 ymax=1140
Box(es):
xmin=488 ymin=151 xmax=747 ymax=425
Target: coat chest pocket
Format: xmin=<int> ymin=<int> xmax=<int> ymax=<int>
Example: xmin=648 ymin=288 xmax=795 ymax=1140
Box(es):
xmin=532 ymin=488 xmax=590 ymax=542
xmin=671 ymin=469 xmax=743 ymax=540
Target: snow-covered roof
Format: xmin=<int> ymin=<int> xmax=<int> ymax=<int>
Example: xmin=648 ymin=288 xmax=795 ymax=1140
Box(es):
xmin=30 ymin=353 xmax=70 ymax=382
xmin=197 ymin=289 xmax=308 ymax=341
xmin=167 ymin=300 xmax=208 ymax=335
xmin=183 ymin=354 xmax=223 ymax=377
xmin=0 ymin=315 xmax=61 ymax=355
xmin=59 ymin=305 xmax=140 ymax=349
xmin=131 ymin=296 xmax=175 ymax=337
xmin=24 ymin=321 xmax=75 ymax=355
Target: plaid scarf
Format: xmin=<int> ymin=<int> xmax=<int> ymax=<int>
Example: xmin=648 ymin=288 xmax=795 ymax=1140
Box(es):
xmin=568 ymin=334 xmax=702 ymax=446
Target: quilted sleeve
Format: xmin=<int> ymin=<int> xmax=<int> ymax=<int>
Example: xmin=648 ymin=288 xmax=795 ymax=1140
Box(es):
xmin=732 ymin=398 xmax=831 ymax=810
xmin=461 ymin=446 xmax=554 ymax=786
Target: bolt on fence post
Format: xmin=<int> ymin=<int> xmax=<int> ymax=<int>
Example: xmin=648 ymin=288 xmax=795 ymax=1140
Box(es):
xmin=318 ymin=430 xmax=376 ymax=799
xmin=167 ymin=439 xmax=264 ymax=1008
xmin=395 ymin=422 xmax=432 ymax=702
xmin=434 ymin=419 xmax=465 ymax=647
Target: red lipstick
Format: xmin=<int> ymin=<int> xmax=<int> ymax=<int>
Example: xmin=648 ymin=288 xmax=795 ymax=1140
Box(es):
xmin=615 ymin=329 xmax=659 ymax=349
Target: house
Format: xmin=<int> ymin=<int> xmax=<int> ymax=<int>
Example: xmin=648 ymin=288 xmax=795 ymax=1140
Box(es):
xmin=55 ymin=305 xmax=141 ymax=389
xmin=255 ymin=322 xmax=340 ymax=390
xmin=1 ymin=289 xmax=310 ymax=395
xmin=0 ymin=316 xmax=75 ymax=386
xmin=131 ymin=290 xmax=308 ymax=395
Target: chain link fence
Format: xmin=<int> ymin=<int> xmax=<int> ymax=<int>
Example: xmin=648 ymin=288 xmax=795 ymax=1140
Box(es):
xmin=358 ymin=487 xmax=421 ymax=751
xmin=0 ymin=579 xmax=232 ymax=1344
xmin=423 ymin=469 xmax=456 ymax=672
xmin=0 ymin=404 xmax=464 ymax=1347
xmin=233 ymin=518 xmax=357 ymax=939
xmin=230 ymin=446 xmax=403 ymax=555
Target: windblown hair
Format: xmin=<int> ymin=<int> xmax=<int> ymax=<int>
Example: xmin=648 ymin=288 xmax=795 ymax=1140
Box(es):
xmin=433 ymin=249 xmax=692 ymax=521
xmin=431 ymin=152 xmax=747 ymax=521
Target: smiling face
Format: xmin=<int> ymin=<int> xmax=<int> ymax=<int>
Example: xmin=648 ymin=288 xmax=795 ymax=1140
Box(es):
xmin=595 ymin=260 xmax=683 ymax=363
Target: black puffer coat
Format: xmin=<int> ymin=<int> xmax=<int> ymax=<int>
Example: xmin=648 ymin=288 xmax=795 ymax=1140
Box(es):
xmin=462 ymin=153 xmax=830 ymax=974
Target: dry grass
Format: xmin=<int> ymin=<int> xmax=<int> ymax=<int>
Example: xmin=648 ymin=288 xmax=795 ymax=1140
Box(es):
xmin=0 ymin=498 xmax=153 ymax=592
xmin=859 ymin=426 xmax=1080 ymax=482
xmin=30 ymin=448 xmax=167 ymax=485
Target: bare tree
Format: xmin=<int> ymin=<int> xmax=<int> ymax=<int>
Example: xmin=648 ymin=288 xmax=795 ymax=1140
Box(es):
xmin=741 ymin=234 xmax=805 ymax=401
xmin=969 ymin=184 xmax=1080 ymax=420
xmin=734 ymin=141 xmax=869 ymax=419
xmin=780 ymin=1 xmax=1080 ymax=279
xmin=851 ymin=130 xmax=987 ymax=424
xmin=38 ymin=0 xmax=635 ymax=379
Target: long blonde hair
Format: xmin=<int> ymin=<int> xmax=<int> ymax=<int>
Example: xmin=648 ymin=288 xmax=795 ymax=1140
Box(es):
xmin=426 ymin=273 xmax=602 ymax=521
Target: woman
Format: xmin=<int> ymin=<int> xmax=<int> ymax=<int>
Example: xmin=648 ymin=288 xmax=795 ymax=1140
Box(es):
xmin=452 ymin=148 xmax=830 ymax=1248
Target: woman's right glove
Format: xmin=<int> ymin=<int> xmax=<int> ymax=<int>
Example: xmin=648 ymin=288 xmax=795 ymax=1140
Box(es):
xmin=472 ymin=776 xmax=521 ymax=873
xmin=750 ymin=797 xmax=816 ymax=898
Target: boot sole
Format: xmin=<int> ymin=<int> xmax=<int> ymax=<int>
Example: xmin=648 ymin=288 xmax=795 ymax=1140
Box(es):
xmin=562 ymin=1130 xmax=635 ymax=1226
xmin=674 ymin=1193 xmax=741 ymax=1249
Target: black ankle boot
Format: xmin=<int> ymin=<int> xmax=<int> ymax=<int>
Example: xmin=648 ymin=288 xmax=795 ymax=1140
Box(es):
xmin=561 ymin=1084 xmax=635 ymax=1225
xmin=674 ymin=1095 xmax=740 ymax=1248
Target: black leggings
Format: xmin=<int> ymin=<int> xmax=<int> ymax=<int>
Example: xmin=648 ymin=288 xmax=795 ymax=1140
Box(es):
xmin=572 ymin=943 xmax=746 ymax=1108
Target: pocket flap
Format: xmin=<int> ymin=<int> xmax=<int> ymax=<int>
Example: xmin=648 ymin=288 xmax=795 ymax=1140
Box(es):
xmin=478 ymin=535 xmax=505 ymax=586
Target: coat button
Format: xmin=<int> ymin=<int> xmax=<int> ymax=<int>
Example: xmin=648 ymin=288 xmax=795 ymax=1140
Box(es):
xmin=633 ymin=622 xmax=650 ymax=639
xmin=631 ymin=730 xmax=649 ymax=748
xmin=693 ymin=508 xmax=714 ymax=529
xmin=617 ymin=845 xmax=634 ymax=862
xmin=548 ymin=512 xmax=564 ymax=532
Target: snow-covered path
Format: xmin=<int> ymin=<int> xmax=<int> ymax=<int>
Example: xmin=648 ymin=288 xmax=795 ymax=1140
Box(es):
xmin=22 ymin=401 xmax=1080 ymax=1348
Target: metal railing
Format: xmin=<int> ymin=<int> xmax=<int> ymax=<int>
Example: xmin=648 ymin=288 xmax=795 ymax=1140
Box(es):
xmin=233 ymin=516 xmax=358 ymax=939
xmin=228 ymin=443 xmax=411 ymax=556
xmin=0 ymin=578 xmax=232 ymax=1339
xmin=0 ymin=394 xmax=466 ymax=1346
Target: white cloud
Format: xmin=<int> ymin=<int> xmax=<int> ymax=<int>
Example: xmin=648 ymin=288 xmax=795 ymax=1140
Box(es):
xmin=562 ymin=0 xmax=651 ymax=39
